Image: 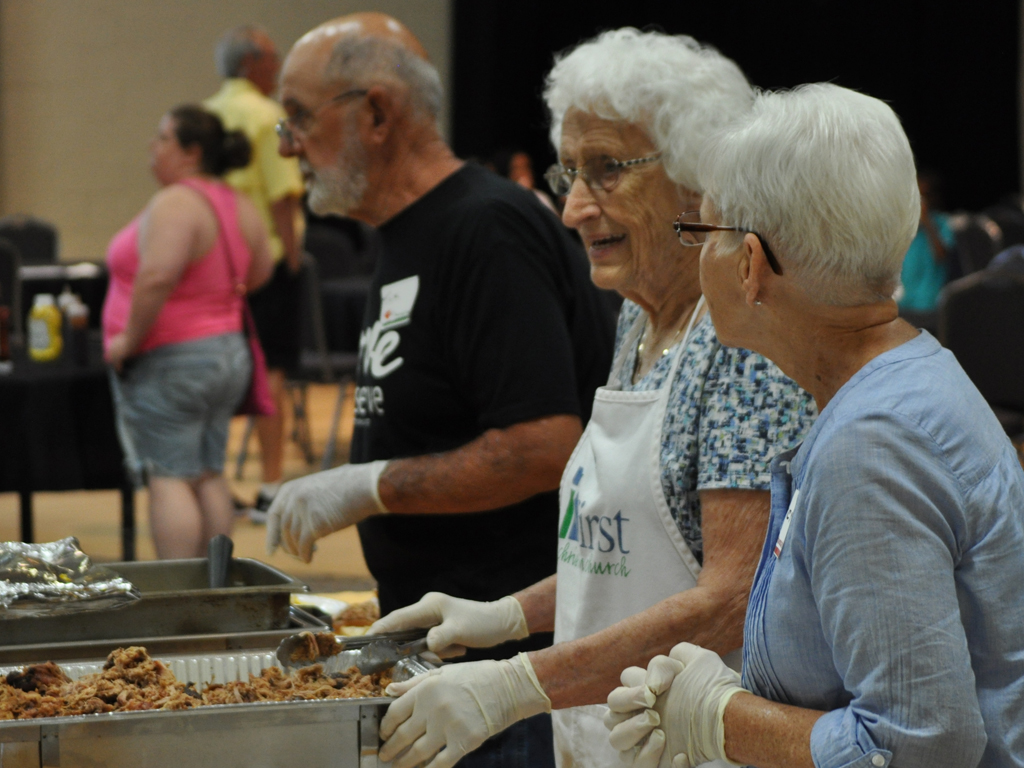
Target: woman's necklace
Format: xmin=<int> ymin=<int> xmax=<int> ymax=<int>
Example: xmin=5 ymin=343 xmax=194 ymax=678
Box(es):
xmin=636 ymin=323 xmax=683 ymax=361
xmin=633 ymin=303 xmax=697 ymax=382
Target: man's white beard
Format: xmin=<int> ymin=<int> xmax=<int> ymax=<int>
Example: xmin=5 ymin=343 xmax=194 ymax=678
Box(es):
xmin=305 ymin=125 xmax=369 ymax=217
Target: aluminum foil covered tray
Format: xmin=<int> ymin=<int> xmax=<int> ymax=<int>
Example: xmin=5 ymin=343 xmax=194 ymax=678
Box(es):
xmin=0 ymin=538 xmax=139 ymax=619
xmin=0 ymin=558 xmax=305 ymax=647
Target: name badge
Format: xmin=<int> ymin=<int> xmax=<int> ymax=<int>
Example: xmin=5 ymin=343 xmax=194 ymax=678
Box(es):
xmin=380 ymin=276 xmax=420 ymax=330
xmin=773 ymin=489 xmax=800 ymax=559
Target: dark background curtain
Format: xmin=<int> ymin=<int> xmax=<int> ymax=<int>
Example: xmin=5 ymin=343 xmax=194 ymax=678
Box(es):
xmin=452 ymin=0 xmax=1019 ymax=212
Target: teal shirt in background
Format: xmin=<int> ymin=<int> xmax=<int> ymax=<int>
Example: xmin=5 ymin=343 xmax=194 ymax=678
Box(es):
xmin=898 ymin=212 xmax=954 ymax=311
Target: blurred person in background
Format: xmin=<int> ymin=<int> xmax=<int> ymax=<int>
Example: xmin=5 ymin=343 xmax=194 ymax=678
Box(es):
xmin=897 ymin=169 xmax=954 ymax=319
xmin=372 ymin=28 xmax=815 ymax=768
xmin=607 ymin=84 xmax=1024 ymax=768
xmin=265 ymin=13 xmax=615 ymax=766
xmin=206 ymin=24 xmax=305 ymax=520
xmin=491 ymin=147 xmax=559 ymax=214
xmin=103 ymin=106 xmax=273 ymax=559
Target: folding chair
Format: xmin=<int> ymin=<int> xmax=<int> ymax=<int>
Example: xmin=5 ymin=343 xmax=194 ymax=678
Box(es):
xmin=234 ymin=254 xmax=363 ymax=477
xmin=938 ymin=269 xmax=1024 ymax=437
xmin=0 ymin=215 xmax=57 ymax=266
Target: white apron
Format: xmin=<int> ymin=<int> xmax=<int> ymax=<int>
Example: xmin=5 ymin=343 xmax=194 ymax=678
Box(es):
xmin=551 ymin=298 xmax=739 ymax=768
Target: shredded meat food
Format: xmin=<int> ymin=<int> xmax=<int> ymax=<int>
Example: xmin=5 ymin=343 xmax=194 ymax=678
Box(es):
xmin=287 ymin=631 xmax=345 ymax=664
xmin=0 ymin=647 xmax=390 ymax=720
xmin=334 ymin=601 xmax=379 ymax=629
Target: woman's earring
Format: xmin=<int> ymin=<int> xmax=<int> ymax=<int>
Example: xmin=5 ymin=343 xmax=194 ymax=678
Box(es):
xmin=754 ymin=300 xmax=762 ymax=306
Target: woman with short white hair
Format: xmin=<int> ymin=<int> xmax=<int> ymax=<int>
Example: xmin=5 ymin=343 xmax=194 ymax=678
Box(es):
xmin=374 ymin=28 xmax=815 ymax=768
xmin=607 ymin=83 xmax=1024 ymax=768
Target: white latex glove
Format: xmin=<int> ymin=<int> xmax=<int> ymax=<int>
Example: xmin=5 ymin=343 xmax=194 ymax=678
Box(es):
xmin=368 ymin=592 xmax=529 ymax=659
xmin=605 ymin=659 xmax=675 ymax=751
xmin=607 ymin=643 xmax=745 ymax=768
xmin=379 ymin=653 xmax=551 ymax=768
xmin=265 ymin=460 xmax=388 ymax=563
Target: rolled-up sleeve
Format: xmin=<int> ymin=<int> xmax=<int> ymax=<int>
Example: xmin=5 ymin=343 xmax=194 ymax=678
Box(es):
xmin=802 ymin=412 xmax=988 ymax=768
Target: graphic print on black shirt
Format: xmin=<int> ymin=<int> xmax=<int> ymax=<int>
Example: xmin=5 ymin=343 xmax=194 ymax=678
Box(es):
xmin=354 ymin=274 xmax=419 ymax=424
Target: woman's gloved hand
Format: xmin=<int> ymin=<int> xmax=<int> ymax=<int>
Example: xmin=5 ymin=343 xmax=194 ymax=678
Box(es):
xmin=379 ymin=653 xmax=551 ymax=768
xmin=369 ymin=592 xmax=529 ymax=659
xmin=265 ymin=460 xmax=389 ymax=562
xmin=605 ymin=643 xmax=746 ymax=768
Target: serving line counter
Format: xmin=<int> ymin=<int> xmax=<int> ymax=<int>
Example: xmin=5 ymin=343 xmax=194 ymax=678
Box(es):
xmin=0 ymin=697 xmax=389 ymax=768
xmin=0 ymin=644 xmax=428 ymax=768
xmin=0 ymin=556 xmax=423 ymax=767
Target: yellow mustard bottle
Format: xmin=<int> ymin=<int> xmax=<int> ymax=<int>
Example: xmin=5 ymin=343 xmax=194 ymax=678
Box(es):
xmin=28 ymin=293 xmax=63 ymax=362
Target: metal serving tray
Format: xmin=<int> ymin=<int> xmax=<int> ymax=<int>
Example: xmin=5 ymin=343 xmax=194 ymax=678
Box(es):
xmin=0 ymin=606 xmax=328 ymax=666
xmin=0 ymin=639 xmax=432 ymax=768
xmin=0 ymin=559 xmax=306 ymax=647
xmin=0 ymin=700 xmax=388 ymax=768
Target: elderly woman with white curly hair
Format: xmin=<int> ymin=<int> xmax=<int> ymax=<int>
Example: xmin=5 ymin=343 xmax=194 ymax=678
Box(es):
xmin=606 ymin=84 xmax=1024 ymax=768
xmin=373 ymin=28 xmax=815 ymax=768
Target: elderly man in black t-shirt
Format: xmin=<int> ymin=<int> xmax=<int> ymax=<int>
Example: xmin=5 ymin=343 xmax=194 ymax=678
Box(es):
xmin=267 ymin=13 xmax=612 ymax=766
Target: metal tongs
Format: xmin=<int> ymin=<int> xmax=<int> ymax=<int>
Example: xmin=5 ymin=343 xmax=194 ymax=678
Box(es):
xmin=276 ymin=632 xmax=428 ymax=676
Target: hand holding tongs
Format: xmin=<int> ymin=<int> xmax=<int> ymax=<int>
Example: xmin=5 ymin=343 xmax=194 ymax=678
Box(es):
xmin=275 ymin=631 xmax=428 ymax=676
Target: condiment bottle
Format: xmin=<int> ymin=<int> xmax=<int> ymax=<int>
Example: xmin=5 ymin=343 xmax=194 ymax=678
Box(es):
xmin=57 ymin=284 xmax=76 ymax=315
xmin=27 ymin=293 xmax=63 ymax=362
xmin=67 ymin=300 xmax=90 ymax=366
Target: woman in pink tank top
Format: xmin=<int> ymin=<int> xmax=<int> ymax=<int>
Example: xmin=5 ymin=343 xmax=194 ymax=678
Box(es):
xmin=102 ymin=105 xmax=273 ymax=559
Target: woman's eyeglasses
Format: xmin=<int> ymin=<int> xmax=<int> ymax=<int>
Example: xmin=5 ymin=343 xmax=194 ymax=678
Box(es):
xmin=544 ymin=153 xmax=662 ymax=197
xmin=673 ymin=210 xmax=783 ymax=275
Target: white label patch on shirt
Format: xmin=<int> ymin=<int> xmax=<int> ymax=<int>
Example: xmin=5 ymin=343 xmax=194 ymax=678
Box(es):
xmin=773 ymin=489 xmax=800 ymax=559
xmin=380 ymin=276 xmax=420 ymax=330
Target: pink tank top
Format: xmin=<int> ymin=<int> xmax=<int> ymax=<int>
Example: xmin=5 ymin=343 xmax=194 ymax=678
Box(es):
xmin=102 ymin=178 xmax=251 ymax=354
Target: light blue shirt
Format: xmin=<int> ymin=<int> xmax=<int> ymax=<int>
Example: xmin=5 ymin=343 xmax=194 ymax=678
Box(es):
xmin=743 ymin=332 xmax=1024 ymax=768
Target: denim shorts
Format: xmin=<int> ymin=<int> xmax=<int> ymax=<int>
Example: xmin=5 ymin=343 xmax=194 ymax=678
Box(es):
xmin=109 ymin=333 xmax=251 ymax=481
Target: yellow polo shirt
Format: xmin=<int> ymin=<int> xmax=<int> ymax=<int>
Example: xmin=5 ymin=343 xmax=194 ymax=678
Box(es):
xmin=204 ymin=78 xmax=304 ymax=262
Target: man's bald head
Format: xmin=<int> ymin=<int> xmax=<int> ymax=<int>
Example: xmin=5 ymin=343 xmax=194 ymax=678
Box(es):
xmin=308 ymin=13 xmax=429 ymax=59
xmin=285 ymin=12 xmax=442 ymax=123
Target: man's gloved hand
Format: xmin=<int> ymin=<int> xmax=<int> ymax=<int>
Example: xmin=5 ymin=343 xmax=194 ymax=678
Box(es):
xmin=265 ymin=460 xmax=389 ymax=563
xmin=605 ymin=643 xmax=745 ymax=768
xmin=368 ymin=592 xmax=529 ymax=659
xmin=379 ymin=653 xmax=551 ymax=768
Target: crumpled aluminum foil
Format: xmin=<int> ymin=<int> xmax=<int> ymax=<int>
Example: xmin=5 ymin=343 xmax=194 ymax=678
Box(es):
xmin=0 ymin=537 xmax=140 ymax=618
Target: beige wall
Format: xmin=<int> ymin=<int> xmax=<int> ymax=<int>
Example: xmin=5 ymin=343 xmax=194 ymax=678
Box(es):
xmin=0 ymin=0 xmax=451 ymax=261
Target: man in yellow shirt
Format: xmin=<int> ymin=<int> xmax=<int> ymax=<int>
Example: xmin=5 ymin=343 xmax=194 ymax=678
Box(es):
xmin=205 ymin=25 xmax=305 ymax=517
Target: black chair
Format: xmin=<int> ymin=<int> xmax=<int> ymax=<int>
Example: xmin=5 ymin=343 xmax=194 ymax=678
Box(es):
xmin=303 ymin=217 xmax=379 ymax=469
xmin=984 ymin=195 xmax=1024 ymax=250
xmin=303 ymin=215 xmax=379 ymax=280
xmin=948 ymin=212 xmax=1002 ymax=277
xmin=0 ymin=215 xmax=58 ymax=266
xmin=234 ymin=254 xmax=362 ymax=477
xmin=0 ymin=238 xmax=22 ymax=345
xmin=938 ymin=270 xmax=1024 ymax=436
xmin=288 ymin=254 xmax=362 ymax=469
xmin=987 ymin=244 xmax=1024 ymax=275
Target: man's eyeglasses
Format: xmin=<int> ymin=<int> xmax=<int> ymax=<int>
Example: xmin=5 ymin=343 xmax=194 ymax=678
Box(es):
xmin=275 ymin=88 xmax=368 ymax=146
xmin=673 ymin=210 xmax=783 ymax=275
xmin=544 ymin=153 xmax=662 ymax=197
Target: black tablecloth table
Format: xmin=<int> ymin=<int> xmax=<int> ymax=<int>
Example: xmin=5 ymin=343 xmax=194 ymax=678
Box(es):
xmin=0 ymin=333 xmax=135 ymax=559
